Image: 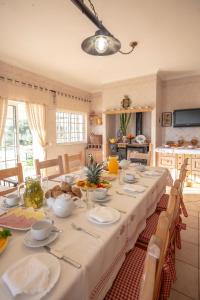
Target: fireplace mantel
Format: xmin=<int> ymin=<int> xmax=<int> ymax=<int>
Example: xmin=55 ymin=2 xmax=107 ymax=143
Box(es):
xmin=104 ymin=107 xmax=153 ymax=114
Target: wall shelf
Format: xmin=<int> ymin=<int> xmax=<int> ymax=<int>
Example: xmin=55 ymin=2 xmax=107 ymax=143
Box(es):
xmin=104 ymin=107 xmax=153 ymax=115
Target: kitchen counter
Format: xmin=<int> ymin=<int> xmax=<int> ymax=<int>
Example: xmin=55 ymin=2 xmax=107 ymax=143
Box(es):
xmin=156 ymin=146 xmax=200 ymax=155
xmin=156 ymin=147 xmax=200 ymax=184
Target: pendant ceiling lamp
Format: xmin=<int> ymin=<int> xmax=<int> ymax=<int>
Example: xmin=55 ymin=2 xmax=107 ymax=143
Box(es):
xmin=70 ymin=0 xmax=138 ymax=56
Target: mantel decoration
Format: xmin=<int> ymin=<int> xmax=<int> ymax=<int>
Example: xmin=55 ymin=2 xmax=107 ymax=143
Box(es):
xmin=121 ymin=95 xmax=131 ymax=109
xmin=162 ymin=112 xmax=172 ymax=127
xmin=71 ymin=0 xmax=138 ymax=56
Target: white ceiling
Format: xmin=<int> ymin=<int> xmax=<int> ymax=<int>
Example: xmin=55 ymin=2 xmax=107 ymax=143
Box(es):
xmin=0 ymin=0 xmax=200 ymax=92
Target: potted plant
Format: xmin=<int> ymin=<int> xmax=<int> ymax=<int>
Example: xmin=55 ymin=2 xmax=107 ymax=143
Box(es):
xmin=120 ymin=113 xmax=132 ymax=142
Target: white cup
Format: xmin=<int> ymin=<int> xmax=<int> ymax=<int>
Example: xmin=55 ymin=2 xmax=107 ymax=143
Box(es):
xmin=31 ymin=219 xmax=53 ymax=241
xmin=5 ymin=193 xmax=20 ymax=207
xmin=64 ymin=175 xmax=74 ymax=184
xmin=125 ymin=173 xmax=135 ymax=181
xmin=94 ymin=188 xmax=107 ymax=200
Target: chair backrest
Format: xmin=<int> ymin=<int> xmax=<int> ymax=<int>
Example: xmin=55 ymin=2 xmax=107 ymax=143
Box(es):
xmin=154 ymin=211 xmax=170 ymax=299
xmin=0 ymin=163 xmax=24 ymax=196
xmin=35 ymin=155 xmax=64 ymax=180
xmin=140 ymin=212 xmax=170 ymax=300
xmin=128 ymin=151 xmax=151 ymax=166
xmin=64 ymin=152 xmax=83 ymax=173
xmin=167 ymin=180 xmax=181 ymax=224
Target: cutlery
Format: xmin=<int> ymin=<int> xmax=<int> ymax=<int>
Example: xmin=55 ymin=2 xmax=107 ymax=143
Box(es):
xmin=99 ymin=203 xmax=126 ymax=214
xmin=44 ymin=245 xmax=81 ymax=269
xmin=71 ymin=222 xmax=100 ymax=238
xmin=116 ymin=191 xmax=136 ymax=198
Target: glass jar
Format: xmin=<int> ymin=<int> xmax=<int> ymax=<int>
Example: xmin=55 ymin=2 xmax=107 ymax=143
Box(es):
xmin=108 ymin=156 xmax=119 ymax=174
xmin=23 ymin=176 xmax=44 ymax=209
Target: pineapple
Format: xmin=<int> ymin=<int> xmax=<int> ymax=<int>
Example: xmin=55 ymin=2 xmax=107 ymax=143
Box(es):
xmin=86 ymin=155 xmax=104 ymax=185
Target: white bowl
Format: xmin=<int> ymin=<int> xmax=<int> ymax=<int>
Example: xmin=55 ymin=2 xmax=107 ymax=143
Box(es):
xmin=124 ymin=173 xmax=135 ymax=181
xmin=94 ymin=188 xmax=107 ymax=200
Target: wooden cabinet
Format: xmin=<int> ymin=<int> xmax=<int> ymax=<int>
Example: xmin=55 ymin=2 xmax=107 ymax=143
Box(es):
xmin=158 ymin=154 xmax=175 ymax=169
xmin=156 ymin=151 xmax=200 ymax=184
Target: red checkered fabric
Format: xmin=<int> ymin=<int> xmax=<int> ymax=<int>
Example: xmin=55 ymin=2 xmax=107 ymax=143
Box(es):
xmin=160 ymin=249 xmax=176 ymax=300
xmin=138 ymin=212 xmax=160 ymax=244
xmin=104 ymin=247 xmax=146 ymax=300
xmin=156 ymin=193 xmax=169 ymax=212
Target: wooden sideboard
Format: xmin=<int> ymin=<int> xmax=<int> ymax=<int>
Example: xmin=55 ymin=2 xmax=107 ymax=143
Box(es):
xmin=156 ymin=148 xmax=200 ymax=185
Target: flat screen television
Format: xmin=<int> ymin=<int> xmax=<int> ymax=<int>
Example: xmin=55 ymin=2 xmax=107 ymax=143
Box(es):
xmin=173 ymin=108 xmax=200 ymax=127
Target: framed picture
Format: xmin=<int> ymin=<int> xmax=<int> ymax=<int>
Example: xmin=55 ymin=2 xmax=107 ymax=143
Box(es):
xmin=162 ymin=112 xmax=172 ymax=127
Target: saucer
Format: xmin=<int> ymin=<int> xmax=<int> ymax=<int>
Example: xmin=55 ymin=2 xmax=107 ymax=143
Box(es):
xmin=123 ymin=177 xmax=137 ymax=184
xmin=24 ymin=231 xmax=58 ymax=248
xmin=94 ymin=195 xmax=110 ymax=203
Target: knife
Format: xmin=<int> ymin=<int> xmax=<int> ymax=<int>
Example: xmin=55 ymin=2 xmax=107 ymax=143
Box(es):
xmin=44 ymin=245 xmax=81 ymax=269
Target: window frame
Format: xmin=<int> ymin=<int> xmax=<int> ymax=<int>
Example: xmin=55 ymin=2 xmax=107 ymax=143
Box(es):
xmin=56 ymin=110 xmax=87 ymax=145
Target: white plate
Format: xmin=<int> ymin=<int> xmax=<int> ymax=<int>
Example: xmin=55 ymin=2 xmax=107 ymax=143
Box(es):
xmin=24 ymin=231 xmax=58 ymax=248
xmin=123 ymin=177 xmax=138 ymax=184
xmin=135 ymin=135 xmax=146 ymax=144
xmin=123 ymin=184 xmax=146 ymax=193
xmin=0 ymin=253 xmax=61 ymax=300
xmin=144 ymin=171 xmax=160 ymax=176
xmin=93 ymin=195 xmax=111 ymax=203
xmin=87 ymin=207 xmax=120 ymax=225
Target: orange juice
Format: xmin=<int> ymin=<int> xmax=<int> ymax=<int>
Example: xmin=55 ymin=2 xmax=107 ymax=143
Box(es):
xmin=108 ymin=156 xmax=119 ymax=174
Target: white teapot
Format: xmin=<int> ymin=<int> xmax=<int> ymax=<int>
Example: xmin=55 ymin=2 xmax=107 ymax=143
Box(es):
xmin=52 ymin=194 xmax=78 ymax=218
xmin=119 ymin=159 xmax=130 ymax=170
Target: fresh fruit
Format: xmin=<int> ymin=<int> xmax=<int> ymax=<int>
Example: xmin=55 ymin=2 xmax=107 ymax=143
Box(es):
xmin=0 ymin=228 xmax=11 ymax=253
xmin=86 ymin=156 xmax=104 ymax=185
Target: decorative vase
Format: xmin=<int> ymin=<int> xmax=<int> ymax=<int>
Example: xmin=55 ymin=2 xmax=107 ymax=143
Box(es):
xmin=122 ymin=136 xmax=127 ymax=143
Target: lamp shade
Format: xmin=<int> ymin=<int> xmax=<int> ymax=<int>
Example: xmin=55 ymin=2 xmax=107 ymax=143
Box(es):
xmin=81 ymin=30 xmax=121 ymax=56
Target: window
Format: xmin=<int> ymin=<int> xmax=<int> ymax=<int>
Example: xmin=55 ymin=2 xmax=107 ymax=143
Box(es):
xmin=0 ymin=101 xmax=34 ymax=177
xmin=56 ymin=111 xmax=86 ymax=144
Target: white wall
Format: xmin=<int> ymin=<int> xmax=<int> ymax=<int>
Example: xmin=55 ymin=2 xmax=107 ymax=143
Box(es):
xmin=161 ymin=75 xmax=200 ymax=143
xmin=0 ymin=61 xmax=91 ymax=166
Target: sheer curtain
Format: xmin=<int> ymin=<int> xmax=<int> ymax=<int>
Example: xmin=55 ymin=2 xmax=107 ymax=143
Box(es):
xmin=0 ymin=98 xmax=8 ymax=145
xmin=26 ymin=103 xmax=47 ymax=159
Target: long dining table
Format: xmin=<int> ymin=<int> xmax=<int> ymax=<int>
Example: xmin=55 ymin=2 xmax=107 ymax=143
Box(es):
xmin=0 ymin=166 xmax=172 ymax=300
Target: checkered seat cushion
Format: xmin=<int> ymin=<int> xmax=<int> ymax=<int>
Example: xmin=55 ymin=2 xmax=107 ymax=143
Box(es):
xmin=104 ymin=246 xmax=146 ymax=300
xmin=138 ymin=212 xmax=160 ymax=244
xmin=156 ymin=193 xmax=169 ymax=212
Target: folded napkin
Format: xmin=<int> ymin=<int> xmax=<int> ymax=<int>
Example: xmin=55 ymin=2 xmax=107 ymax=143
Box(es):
xmin=89 ymin=207 xmax=114 ymax=223
xmin=123 ymin=185 xmax=145 ymax=193
xmin=2 ymin=256 xmax=49 ymax=297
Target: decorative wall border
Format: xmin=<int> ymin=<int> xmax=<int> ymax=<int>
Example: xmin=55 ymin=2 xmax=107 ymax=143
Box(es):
xmin=0 ymin=75 xmax=91 ymax=103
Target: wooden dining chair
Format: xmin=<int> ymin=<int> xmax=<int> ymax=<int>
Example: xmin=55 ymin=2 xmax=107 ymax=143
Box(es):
xmin=104 ymin=212 xmax=170 ymax=300
xmin=138 ymin=181 xmax=180 ymax=247
xmin=0 ymin=163 xmax=24 ymax=196
xmin=64 ymin=152 xmax=83 ymax=173
xmin=35 ymin=155 xmax=64 ymax=180
xmin=128 ymin=144 xmax=152 ymax=166
xmin=156 ymin=161 xmax=187 ymax=213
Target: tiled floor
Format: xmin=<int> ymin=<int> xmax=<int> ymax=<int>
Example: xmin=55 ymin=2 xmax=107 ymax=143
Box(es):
xmin=169 ymin=193 xmax=200 ymax=300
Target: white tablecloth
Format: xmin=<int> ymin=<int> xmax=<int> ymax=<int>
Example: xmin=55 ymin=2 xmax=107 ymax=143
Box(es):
xmin=0 ymin=167 xmax=172 ymax=300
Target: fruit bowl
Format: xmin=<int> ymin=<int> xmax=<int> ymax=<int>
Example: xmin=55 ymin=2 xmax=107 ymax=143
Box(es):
xmin=76 ymin=180 xmax=111 ymax=190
